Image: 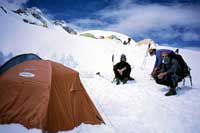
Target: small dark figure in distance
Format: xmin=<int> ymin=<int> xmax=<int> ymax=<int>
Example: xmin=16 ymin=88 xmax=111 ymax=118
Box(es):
xmin=123 ymin=38 xmax=131 ymax=45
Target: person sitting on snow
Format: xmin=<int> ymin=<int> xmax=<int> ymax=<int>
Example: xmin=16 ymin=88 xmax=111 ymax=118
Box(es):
xmin=148 ymin=48 xmax=174 ymax=78
xmin=113 ymin=54 xmax=134 ymax=85
xmin=154 ymin=51 xmax=183 ymax=96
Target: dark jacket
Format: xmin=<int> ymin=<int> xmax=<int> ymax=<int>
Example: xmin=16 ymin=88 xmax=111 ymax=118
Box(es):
xmin=113 ymin=61 xmax=131 ymax=80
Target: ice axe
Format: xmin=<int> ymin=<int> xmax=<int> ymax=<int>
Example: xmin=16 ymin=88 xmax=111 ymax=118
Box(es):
xmin=141 ymin=43 xmax=151 ymax=69
xmin=112 ymin=54 xmax=116 ymax=83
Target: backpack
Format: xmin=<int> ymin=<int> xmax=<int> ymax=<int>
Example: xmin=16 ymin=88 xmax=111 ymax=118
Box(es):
xmin=168 ymin=52 xmax=192 ymax=86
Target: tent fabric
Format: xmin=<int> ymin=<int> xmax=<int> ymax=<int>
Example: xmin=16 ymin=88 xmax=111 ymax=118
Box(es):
xmin=0 ymin=60 xmax=104 ymax=133
xmin=0 ymin=53 xmax=41 ymax=75
xmin=105 ymin=35 xmax=122 ymax=43
xmin=80 ymin=33 xmax=96 ymax=39
xmin=136 ymin=38 xmax=157 ymax=48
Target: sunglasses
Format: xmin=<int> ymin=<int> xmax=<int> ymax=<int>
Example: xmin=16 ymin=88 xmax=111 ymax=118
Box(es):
xmin=162 ymin=55 xmax=168 ymax=58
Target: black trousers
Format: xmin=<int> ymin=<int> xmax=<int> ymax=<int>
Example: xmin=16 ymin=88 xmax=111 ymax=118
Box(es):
xmin=114 ymin=69 xmax=130 ymax=81
xmin=155 ymin=74 xmax=178 ymax=88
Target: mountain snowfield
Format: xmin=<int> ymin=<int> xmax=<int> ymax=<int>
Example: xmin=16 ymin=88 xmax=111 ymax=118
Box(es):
xmin=0 ymin=6 xmax=200 ymax=133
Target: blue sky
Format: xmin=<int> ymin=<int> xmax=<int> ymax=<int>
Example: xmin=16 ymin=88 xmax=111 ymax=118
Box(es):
xmin=2 ymin=0 xmax=200 ymax=47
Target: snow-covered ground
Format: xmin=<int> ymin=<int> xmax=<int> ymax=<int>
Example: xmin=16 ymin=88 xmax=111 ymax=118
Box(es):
xmin=0 ymin=7 xmax=200 ymax=133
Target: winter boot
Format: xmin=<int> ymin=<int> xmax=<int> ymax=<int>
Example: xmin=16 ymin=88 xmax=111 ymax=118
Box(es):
xmin=122 ymin=77 xmax=128 ymax=84
xmin=165 ymin=88 xmax=177 ymax=96
xmin=116 ymin=78 xmax=120 ymax=85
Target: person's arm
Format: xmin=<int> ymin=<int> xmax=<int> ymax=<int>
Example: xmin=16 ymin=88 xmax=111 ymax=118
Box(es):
xmin=121 ymin=63 xmax=131 ymax=72
xmin=117 ymin=66 xmax=126 ymax=75
xmin=121 ymin=67 xmax=126 ymax=71
xmin=114 ymin=62 xmax=119 ymax=71
xmin=155 ymin=55 xmax=162 ymax=69
xmin=126 ymin=63 xmax=131 ymax=73
xmin=158 ymin=59 xmax=179 ymax=79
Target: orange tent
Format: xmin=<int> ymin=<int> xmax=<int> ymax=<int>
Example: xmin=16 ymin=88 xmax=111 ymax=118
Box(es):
xmin=0 ymin=54 xmax=104 ymax=133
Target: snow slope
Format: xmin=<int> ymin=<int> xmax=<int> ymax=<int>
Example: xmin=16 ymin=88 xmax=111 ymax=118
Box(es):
xmin=0 ymin=7 xmax=200 ymax=133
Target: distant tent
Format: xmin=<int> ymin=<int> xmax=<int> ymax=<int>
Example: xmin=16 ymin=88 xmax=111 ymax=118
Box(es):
xmin=105 ymin=35 xmax=117 ymax=39
xmin=111 ymin=35 xmax=122 ymax=42
xmin=136 ymin=38 xmax=157 ymax=48
xmin=0 ymin=54 xmax=104 ymax=133
xmin=80 ymin=33 xmax=97 ymax=39
xmin=105 ymin=35 xmax=122 ymax=43
xmin=106 ymin=35 xmax=114 ymax=39
xmin=98 ymin=36 xmax=104 ymax=39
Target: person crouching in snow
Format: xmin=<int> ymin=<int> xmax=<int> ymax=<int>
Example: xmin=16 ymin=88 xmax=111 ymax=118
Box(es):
xmin=154 ymin=51 xmax=182 ymax=96
xmin=113 ymin=54 xmax=134 ymax=85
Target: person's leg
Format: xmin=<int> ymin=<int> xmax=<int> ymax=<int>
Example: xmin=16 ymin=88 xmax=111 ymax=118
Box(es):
xmin=121 ymin=69 xmax=131 ymax=84
xmin=165 ymin=87 xmax=176 ymax=96
xmin=155 ymin=74 xmax=177 ymax=96
xmin=165 ymin=74 xmax=183 ymax=96
xmin=114 ymin=69 xmax=122 ymax=85
xmin=122 ymin=77 xmax=129 ymax=84
xmin=155 ymin=75 xmax=170 ymax=86
xmin=165 ymin=75 xmax=177 ymax=96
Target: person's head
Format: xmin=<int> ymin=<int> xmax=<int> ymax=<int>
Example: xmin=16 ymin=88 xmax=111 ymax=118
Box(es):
xmin=161 ymin=51 xmax=170 ymax=64
xmin=148 ymin=48 xmax=156 ymax=56
xmin=120 ymin=54 xmax=126 ymax=62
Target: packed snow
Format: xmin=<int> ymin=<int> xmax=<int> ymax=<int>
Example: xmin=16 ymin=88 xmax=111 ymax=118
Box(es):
xmin=0 ymin=6 xmax=200 ymax=133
